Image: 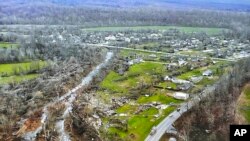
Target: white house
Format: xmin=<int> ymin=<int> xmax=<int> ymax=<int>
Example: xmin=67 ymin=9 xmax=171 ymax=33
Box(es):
xmin=173 ymin=92 xmax=189 ymax=100
xmin=128 ymin=58 xmax=144 ymax=66
xmin=178 ymin=59 xmax=187 ymax=66
xmin=105 ymin=35 xmax=116 ymax=41
xmin=202 ymin=70 xmax=213 ymax=76
xmin=171 ymin=78 xmax=190 ymax=84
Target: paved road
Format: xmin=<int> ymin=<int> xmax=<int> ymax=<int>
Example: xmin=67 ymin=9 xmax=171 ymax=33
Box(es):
xmin=145 ymin=86 xmax=215 ymax=141
xmin=86 ymin=43 xmax=237 ymax=62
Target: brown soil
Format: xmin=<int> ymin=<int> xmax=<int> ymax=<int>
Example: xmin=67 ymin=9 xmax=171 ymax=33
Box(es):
xmin=16 ymin=118 xmax=42 ymax=136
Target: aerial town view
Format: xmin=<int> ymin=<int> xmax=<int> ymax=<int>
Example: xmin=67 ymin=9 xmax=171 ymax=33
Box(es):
xmin=0 ymin=0 xmax=250 ymax=141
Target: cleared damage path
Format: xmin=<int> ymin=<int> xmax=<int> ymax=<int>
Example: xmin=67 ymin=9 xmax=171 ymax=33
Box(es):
xmin=22 ymin=52 xmax=114 ymax=141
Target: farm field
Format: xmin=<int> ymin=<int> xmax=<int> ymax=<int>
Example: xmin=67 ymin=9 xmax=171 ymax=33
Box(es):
xmin=0 ymin=74 xmax=38 ymax=85
xmin=0 ymin=42 xmax=18 ymax=48
xmin=0 ymin=61 xmax=47 ymax=84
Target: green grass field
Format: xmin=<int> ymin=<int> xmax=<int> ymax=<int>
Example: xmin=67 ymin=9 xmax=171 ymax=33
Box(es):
xmin=0 ymin=74 xmax=38 ymax=85
xmin=0 ymin=61 xmax=47 ymax=84
xmin=108 ymin=105 xmax=176 ymax=141
xmin=100 ymin=61 xmax=180 ymax=140
xmin=100 ymin=62 xmax=165 ymax=93
xmin=137 ymin=93 xmax=180 ymax=104
xmin=83 ymin=26 xmax=227 ymax=34
xmin=177 ymin=69 xmax=202 ymax=80
xmin=0 ymin=42 xmax=18 ymax=48
xmin=0 ymin=61 xmax=46 ymax=76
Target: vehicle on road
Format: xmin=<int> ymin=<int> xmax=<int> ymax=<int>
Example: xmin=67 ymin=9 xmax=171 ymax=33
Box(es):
xmin=150 ymin=126 xmax=157 ymax=135
xmin=177 ymin=108 xmax=181 ymax=112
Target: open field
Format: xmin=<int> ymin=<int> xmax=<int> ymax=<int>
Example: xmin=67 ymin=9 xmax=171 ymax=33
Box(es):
xmin=0 ymin=61 xmax=47 ymax=84
xmin=0 ymin=61 xmax=46 ymax=76
xmin=83 ymin=26 xmax=226 ymax=34
xmin=0 ymin=74 xmax=38 ymax=85
xmin=101 ymin=62 xmax=166 ymax=93
xmin=0 ymin=42 xmax=18 ymax=48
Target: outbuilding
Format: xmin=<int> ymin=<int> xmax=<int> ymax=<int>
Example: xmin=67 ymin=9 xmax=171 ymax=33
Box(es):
xmin=173 ymin=92 xmax=189 ymax=100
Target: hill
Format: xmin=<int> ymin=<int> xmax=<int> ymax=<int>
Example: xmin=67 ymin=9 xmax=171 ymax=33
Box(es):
xmin=1 ymin=0 xmax=250 ymax=10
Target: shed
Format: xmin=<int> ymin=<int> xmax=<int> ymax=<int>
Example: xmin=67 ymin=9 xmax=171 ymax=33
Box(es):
xmin=173 ymin=92 xmax=189 ymax=100
xmin=202 ymin=70 xmax=213 ymax=76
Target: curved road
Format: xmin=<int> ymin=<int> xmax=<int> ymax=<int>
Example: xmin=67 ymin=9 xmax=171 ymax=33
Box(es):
xmin=145 ymin=86 xmax=215 ymax=141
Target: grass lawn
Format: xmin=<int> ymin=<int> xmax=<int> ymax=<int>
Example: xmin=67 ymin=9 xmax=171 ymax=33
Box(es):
xmin=0 ymin=61 xmax=47 ymax=85
xmin=100 ymin=62 xmax=179 ymax=141
xmin=117 ymin=104 xmax=139 ymax=114
xmin=0 ymin=42 xmax=18 ymax=48
xmin=120 ymin=49 xmax=168 ymax=63
xmin=107 ymin=89 xmax=180 ymax=141
xmin=100 ymin=62 xmax=165 ymax=93
xmin=0 ymin=61 xmax=47 ymax=76
xmin=0 ymin=74 xmax=38 ymax=84
xmin=83 ymin=26 xmax=226 ymax=34
xmin=138 ymin=93 xmax=180 ymax=104
xmin=207 ymin=61 xmax=230 ymax=76
xmin=158 ymin=81 xmax=177 ymax=89
xmin=108 ymin=106 xmax=175 ymax=141
xmin=177 ymin=69 xmax=202 ymax=80
xmin=196 ymin=77 xmax=217 ymax=86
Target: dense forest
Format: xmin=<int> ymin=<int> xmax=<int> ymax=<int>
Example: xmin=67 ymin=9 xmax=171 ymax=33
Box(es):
xmin=1 ymin=2 xmax=250 ymax=28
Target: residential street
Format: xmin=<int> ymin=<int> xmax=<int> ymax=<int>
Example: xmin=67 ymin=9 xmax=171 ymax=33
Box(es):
xmin=145 ymin=86 xmax=215 ymax=141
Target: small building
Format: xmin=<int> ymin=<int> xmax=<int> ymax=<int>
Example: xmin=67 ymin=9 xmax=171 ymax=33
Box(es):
xmin=203 ymin=70 xmax=213 ymax=76
xmin=169 ymin=137 xmax=177 ymax=141
xmin=178 ymin=83 xmax=193 ymax=90
xmin=173 ymin=92 xmax=189 ymax=100
xmin=105 ymin=35 xmax=116 ymax=41
xmin=128 ymin=58 xmax=143 ymax=66
xmin=166 ymin=63 xmax=179 ymax=71
xmin=164 ymin=75 xmax=172 ymax=81
xmin=190 ymin=76 xmax=203 ymax=83
xmin=148 ymin=54 xmax=157 ymax=59
xmin=171 ymin=78 xmax=190 ymax=84
xmin=178 ymin=59 xmax=187 ymax=66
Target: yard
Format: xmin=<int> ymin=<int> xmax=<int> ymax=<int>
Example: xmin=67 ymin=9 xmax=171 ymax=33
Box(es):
xmin=105 ymin=91 xmax=179 ymax=141
xmin=99 ymin=48 xmax=232 ymax=141
xmin=100 ymin=62 xmax=166 ymax=93
xmin=99 ymin=61 xmax=182 ymax=141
